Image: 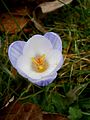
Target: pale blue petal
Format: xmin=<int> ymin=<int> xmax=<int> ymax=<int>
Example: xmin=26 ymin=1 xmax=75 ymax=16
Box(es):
xmin=44 ymin=32 xmax=62 ymax=51
xmin=8 ymin=41 xmax=26 ymax=69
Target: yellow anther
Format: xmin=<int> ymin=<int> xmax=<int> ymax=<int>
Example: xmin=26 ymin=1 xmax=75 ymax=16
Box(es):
xmin=32 ymin=57 xmax=39 ymax=65
xmin=40 ymin=54 xmax=46 ymax=61
xmin=32 ymin=54 xmax=46 ymax=65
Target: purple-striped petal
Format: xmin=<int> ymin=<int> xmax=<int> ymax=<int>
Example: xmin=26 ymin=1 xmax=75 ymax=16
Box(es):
xmin=8 ymin=41 xmax=26 ymax=69
xmin=16 ymin=64 xmax=57 ymax=86
xmin=44 ymin=32 xmax=62 ymax=51
xmin=28 ymin=72 xmax=57 ymax=86
xmin=35 ymin=78 xmax=55 ymax=86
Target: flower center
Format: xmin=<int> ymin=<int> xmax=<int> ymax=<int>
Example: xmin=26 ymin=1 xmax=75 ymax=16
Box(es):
xmin=32 ymin=54 xmax=48 ymax=73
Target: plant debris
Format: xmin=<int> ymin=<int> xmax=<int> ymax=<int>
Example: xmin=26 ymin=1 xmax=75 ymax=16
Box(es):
xmin=0 ymin=102 xmax=68 ymax=120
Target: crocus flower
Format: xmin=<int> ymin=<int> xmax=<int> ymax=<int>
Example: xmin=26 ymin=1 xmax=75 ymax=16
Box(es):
xmin=8 ymin=32 xmax=64 ymax=86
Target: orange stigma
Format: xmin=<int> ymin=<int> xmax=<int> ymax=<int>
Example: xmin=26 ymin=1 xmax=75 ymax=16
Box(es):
xmin=32 ymin=54 xmax=48 ymax=72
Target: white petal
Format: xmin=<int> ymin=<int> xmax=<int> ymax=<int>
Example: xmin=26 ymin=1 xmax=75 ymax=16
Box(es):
xmin=16 ymin=49 xmax=63 ymax=80
xmin=16 ymin=55 xmax=46 ymax=80
xmin=38 ymin=50 xmax=63 ymax=77
xmin=46 ymin=50 xmax=63 ymax=71
xmin=23 ymin=35 xmax=53 ymax=58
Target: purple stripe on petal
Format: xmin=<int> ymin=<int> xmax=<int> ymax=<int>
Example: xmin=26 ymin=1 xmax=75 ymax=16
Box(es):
xmin=35 ymin=74 xmax=57 ymax=86
xmin=16 ymin=62 xmax=57 ymax=86
xmin=16 ymin=66 xmax=55 ymax=86
xmin=44 ymin=32 xmax=62 ymax=51
xmin=28 ymin=72 xmax=57 ymax=86
xmin=8 ymin=41 xmax=26 ymax=68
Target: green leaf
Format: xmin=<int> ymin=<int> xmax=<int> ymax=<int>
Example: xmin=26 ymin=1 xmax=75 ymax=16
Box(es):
xmin=68 ymin=106 xmax=82 ymax=120
xmin=44 ymin=103 xmax=55 ymax=113
xmin=51 ymin=92 xmax=66 ymax=113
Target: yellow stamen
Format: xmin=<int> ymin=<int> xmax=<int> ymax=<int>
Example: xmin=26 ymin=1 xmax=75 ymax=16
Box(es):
xmin=32 ymin=54 xmax=46 ymax=65
xmin=32 ymin=57 xmax=39 ymax=65
xmin=40 ymin=54 xmax=46 ymax=61
xmin=32 ymin=54 xmax=48 ymax=73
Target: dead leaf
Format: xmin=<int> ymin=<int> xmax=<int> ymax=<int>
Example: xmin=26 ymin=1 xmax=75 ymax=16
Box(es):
xmin=0 ymin=101 xmax=69 ymax=120
xmin=0 ymin=102 xmax=43 ymax=120
xmin=43 ymin=113 xmax=68 ymax=120
xmin=0 ymin=7 xmax=30 ymax=34
xmin=11 ymin=7 xmax=29 ymax=16
xmin=33 ymin=0 xmax=73 ymax=33
xmin=0 ymin=0 xmax=73 ymax=34
xmin=38 ymin=0 xmax=73 ymax=13
xmin=0 ymin=13 xmax=29 ymax=34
